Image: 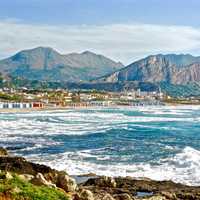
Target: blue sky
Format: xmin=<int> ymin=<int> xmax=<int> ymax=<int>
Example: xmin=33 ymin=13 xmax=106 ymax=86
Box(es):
xmin=1 ymin=0 xmax=200 ymax=26
xmin=0 ymin=0 xmax=200 ymax=64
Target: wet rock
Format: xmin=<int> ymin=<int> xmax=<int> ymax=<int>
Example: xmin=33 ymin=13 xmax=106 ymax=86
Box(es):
xmin=57 ymin=173 xmax=77 ymax=192
xmin=79 ymin=173 xmax=97 ymax=177
xmin=84 ymin=176 xmax=116 ymax=188
xmin=75 ymin=174 xmax=98 ymax=184
xmin=0 ymin=147 xmax=8 ymax=156
xmin=83 ymin=176 xmax=200 ymax=200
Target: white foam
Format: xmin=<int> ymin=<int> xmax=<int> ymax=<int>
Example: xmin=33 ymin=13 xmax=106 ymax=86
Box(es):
xmin=28 ymin=146 xmax=200 ymax=186
xmin=0 ymin=107 xmax=199 ymax=138
xmin=1 ymin=106 xmax=200 ymax=186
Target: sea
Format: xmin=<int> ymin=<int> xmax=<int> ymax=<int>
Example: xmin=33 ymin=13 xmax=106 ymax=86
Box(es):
xmin=0 ymin=105 xmax=200 ymax=186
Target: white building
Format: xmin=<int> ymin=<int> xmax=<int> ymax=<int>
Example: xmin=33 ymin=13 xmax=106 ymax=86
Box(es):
xmin=0 ymin=102 xmax=33 ymax=109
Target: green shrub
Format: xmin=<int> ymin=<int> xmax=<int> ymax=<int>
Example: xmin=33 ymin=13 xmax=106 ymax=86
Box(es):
xmin=0 ymin=174 xmax=69 ymax=200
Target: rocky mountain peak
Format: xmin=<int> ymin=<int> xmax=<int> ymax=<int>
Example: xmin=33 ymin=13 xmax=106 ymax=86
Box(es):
xmin=0 ymin=47 xmax=124 ymax=82
xmin=99 ymin=53 xmax=200 ymax=84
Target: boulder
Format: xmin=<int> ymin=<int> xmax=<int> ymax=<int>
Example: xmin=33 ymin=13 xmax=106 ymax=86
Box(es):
xmin=102 ymin=193 xmax=115 ymax=200
xmin=82 ymin=176 xmax=200 ymax=200
xmin=75 ymin=189 xmax=94 ymax=200
xmin=57 ymin=173 xmax=77 ymax=192
xmin=18 ymin=174 xmax=35 ymax=182
xmin=0 ymin=147 xmax=8 ymax=156
xmin=12 ymin=187 xmax=21 ymax=194
xmin=113 ymin=193 xmax=133 ymax=200
xmin=160 ymin=192 xmax=176 ymax=199
xmin=5 ymin=172 xmax=13 ymax=180
xmin=144 ymin=196 xmax=166 ymax=200
xmin=0 ymin=156 xmax=59 ymax=183
xmin=101 ymin=177 xmax=116 ymax=188
xmin=84 ymin=176 xmax=116 ymax=188
xmin=31 ymin=173 xmax=56 ymax=188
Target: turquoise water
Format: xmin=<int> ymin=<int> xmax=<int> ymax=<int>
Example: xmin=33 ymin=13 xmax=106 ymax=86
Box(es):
xmin=0 ymin=105 xmax=200 ymax=186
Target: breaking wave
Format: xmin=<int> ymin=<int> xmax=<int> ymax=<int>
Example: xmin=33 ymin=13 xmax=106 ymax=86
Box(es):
xmin=0 ymin=105 xmax=200 ymax=186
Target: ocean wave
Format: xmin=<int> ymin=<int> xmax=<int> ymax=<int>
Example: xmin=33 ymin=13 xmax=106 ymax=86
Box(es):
xmin=1 ymin=106 xmax=200 ymax=186
xmin=0 ymin=110 xmax=199 ymax=137
xmin=29 ymin=146 xmax=200 ymax=186
xmin=133 ymin=105 xmax=200 ymax=116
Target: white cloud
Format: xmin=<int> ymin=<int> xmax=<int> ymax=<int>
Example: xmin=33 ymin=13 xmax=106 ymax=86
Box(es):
xmin=0 ymin=20 xmax=200 ymax=64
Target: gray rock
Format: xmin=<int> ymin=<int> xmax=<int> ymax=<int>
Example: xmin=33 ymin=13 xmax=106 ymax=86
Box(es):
xmin=113 ymin=193 xmax=133 ymax=200
xmin=31 ymin=173 xmax=56 ymax=188
xmin=102 ymin=193 xmax=115 ymax=200
xmin=18 ymin=174 xmax=34 ymax=182
xmin=5 ymin=172 xmax=13 ymax=180
xmin=0 ymin=147 xmax=8 ymax=156
xmin=75 ymin=189 xmax=94 ymax=200
xmin=86 ymin=176 xmax=117 ymax=188
xmin=57 ymin=173 xmax=77 ymax=192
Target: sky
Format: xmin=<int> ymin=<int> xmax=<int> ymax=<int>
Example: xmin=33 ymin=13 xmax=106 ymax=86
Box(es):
xmin=1 ymin=0 xmax=200 ymax=64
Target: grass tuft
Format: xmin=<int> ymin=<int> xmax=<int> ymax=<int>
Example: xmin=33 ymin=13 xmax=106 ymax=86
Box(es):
xmin=0 ymin=172 xmax=69 ymax=200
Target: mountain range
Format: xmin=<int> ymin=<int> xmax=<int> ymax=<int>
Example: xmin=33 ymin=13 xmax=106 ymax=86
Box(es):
xmin=99 ymin=54 xmax=200 ymax=84
xmin=1 ymin=47 xmax=200 ymax=96
xmin=0 ymin=47 xmax=124 ymax=82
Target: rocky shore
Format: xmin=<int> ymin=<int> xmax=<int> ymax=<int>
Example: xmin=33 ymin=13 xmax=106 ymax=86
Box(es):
xmin=0 ymin=147 xmax=200 ymax=200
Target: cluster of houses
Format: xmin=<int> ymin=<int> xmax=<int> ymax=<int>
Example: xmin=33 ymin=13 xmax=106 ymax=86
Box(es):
xmin=0 ymin=87 xmax=166 ymax=109
xmin=79 ymin=89 xmax=164 ymax=102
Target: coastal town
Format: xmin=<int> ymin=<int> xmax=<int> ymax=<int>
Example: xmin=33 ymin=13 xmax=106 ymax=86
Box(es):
xmin=0 ymin=87 xmax=169 ymax=110
xmin=1 ymin=1 xmax=200 ymax=200
xmin=1 ymin=85 xmax=200 ymax=110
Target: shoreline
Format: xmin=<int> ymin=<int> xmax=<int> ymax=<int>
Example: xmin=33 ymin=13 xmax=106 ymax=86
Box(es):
xmin=0 ymin=103 xmax=199 ymax=113
xmin=1 ymin=149 xmax=200 ymax=200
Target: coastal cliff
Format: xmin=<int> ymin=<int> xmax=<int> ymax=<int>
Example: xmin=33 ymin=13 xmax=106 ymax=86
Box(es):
xmin=99 ymin=54 xmax=200 ymax=85
xmin=0 ymin=148 xmax=200 ymax=200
